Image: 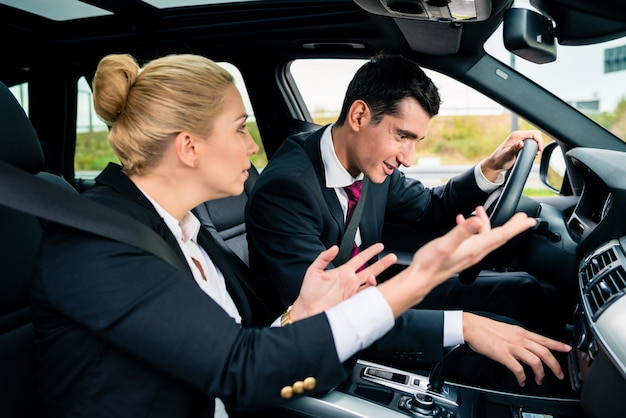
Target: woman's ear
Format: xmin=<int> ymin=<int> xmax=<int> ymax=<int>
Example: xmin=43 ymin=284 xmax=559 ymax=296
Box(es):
xmin=174 ymin=132 xmax=198 ymax=168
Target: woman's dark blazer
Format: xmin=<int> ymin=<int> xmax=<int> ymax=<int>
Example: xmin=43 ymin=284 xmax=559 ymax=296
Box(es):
xmin=31 ymin=163 xmax=346 ymax=418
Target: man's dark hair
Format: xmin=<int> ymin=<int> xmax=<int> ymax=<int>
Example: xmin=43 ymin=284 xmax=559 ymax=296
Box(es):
xmin=336 ymin=54 xmax=440 ymax=126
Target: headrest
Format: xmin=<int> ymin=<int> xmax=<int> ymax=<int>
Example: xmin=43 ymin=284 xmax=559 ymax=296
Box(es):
xmin=0 ymin=82 xmax=44 ymax=174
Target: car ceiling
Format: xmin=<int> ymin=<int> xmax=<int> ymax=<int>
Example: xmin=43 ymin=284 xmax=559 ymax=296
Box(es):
xmin=1 ymin=0 xmax=625 ymax=80
xmin=0 ymin=1 xmax=396 ymax=81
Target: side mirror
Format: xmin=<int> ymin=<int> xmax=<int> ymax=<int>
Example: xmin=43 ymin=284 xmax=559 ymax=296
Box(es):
xmin=503 ymin=8 xmax=556 ymax=64
xmin=539 ymin=142 xmax=566 ymax=193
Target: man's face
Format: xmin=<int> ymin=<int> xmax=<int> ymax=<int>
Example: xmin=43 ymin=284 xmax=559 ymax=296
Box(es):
xmin=347 ymin=97 xmax=432 ymax=184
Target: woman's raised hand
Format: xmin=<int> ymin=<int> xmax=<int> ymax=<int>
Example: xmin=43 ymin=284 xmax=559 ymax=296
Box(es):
xmin=290 ymin=243 xmax=397 ymax=322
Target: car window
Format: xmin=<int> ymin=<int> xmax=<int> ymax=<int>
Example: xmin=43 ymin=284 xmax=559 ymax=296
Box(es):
xmin=485 ymin=19 xmax=626 ymax=143
xmin=290 ymin=58 xmax=551 ymax=196
xmin=75 ymin=76 xmax=117 ymax=179
xmin=75 ymin=62 xmax=261 ymax=180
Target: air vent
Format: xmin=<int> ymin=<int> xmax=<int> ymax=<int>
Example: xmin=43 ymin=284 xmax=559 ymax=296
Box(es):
xmin=580 ymin=246 xmax=618 ymax=283
xmin=580 ymin=242 xmax=626 ymax=320
xmin=586 ymin=265 xmax=626 ymax=318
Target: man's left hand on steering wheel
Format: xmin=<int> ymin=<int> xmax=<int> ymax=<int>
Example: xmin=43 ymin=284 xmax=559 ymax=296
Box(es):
xmin=459 ymin=131 xmax=543 ymax=284
xmin=480 ymin=130 xmax=543 ymax=226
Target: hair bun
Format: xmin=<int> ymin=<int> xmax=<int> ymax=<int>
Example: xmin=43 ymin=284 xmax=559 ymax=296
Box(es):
xmin=92 ymin=54 xmax=140 ymax=125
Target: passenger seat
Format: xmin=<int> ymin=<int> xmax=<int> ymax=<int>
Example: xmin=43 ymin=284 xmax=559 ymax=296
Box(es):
xmin=193 ymin=119 xmax=321 ymax=266
xmin=192 ymin=119 xmax=321 ymax=323
xmin=193 ymin=165 xmax=284 ymax=325
xmin=193 ymin=164 xmax=259 ymax=266
xmin=193 ymin=118 xmax=321 ymax=265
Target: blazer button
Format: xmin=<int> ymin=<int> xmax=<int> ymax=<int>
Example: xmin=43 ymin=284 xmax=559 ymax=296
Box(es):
xmin=293 ymin=381 xmax=304 ymax=394
xmin=280 ymin=386 xmax=294 ymax=399
xmin=303 ymin=377 xmax=316 ymax=391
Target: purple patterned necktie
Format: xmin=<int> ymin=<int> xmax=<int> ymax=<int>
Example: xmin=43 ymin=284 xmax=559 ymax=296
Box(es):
xmin=343 ymin=180 xmax=363 ymax=265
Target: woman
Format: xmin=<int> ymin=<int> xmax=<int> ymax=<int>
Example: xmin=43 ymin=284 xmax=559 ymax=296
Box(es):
xmin=31 ymin=53 xmax=555 ymax=418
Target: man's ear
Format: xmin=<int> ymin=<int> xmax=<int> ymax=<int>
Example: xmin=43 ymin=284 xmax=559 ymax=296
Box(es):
xmin=347 ymin=100 xmax=370 ymax=131
xmin=174 ymin=131 xmax=198 ymax=168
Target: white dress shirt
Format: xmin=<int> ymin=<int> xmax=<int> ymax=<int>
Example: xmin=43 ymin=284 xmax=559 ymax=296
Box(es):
xmin=140 ymin=191 xmax=240 ymax=418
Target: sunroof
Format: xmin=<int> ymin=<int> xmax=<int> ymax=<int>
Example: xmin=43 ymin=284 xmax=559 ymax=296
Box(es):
xmin=0 ymin=0 xmax=112 ymax=21
xmin=0 ymin=0 xmax=267 ymax=21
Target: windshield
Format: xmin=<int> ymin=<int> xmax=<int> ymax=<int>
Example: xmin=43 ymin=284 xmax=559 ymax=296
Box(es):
xmin=485 ymin=22 xmax=626 ymax=143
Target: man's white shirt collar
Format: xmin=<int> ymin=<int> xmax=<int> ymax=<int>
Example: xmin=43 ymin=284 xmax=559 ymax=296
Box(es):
xmin=320 ymin=124 xmax=364 ymax=188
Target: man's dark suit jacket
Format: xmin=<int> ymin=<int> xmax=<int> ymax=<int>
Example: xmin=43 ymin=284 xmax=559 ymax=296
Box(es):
xmin=246 ymin=127 xmax=487 ymax=308
xmin=245 ymin=126 xmax=490 ymax=363
xmin=31 ymin=163 xmax=347 ymax=418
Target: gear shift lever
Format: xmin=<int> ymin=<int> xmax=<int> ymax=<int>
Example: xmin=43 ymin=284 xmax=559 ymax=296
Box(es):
xmin=399 ymin=344 xmax=468 ymax=416
xmin=428 ymin=344 xmax=469 ymax=393
xmin=400 ymin=344 xmax=469 ymax=416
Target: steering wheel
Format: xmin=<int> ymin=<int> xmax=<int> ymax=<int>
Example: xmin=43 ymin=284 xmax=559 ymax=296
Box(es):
xmin=458 ymin=138 xmax=538 ymax=284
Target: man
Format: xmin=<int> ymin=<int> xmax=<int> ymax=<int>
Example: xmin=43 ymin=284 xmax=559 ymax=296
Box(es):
xmin=245 ymin=54 xmax=569 ymax=393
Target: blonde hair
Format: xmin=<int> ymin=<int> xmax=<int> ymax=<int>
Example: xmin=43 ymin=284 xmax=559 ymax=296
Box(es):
xmin=92 ymin=53 xmax=234 ymax=175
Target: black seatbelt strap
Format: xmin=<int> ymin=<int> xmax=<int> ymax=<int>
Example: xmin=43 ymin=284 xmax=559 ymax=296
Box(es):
xmin=0 ymin=161 xmax=189 ymax=274
xmin=335 ymin=178 xmax=369 ymax=266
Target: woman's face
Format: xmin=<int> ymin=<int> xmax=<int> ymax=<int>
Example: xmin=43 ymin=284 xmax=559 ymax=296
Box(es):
xmin=197 ymin=84 xmax=259 ymax=200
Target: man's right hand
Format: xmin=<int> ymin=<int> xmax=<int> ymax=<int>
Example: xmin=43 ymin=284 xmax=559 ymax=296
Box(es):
xmin=462 ymin=312 xmax=571 ymax=387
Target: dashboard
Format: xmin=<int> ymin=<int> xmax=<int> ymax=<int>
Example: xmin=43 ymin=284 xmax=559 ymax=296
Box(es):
xmin=275 ymin=147 xmax=626 ymax=418
xmin=562 ymin=147 xmax=626 ymax=418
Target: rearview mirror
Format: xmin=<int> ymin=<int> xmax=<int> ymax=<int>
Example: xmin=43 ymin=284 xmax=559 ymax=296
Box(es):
xmin=503 ymin=8 xmax=556 ymax=64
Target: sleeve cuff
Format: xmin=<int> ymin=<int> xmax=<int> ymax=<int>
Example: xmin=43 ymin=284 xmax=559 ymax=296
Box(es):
xmin=474 ymin=162 xmax=505 ymax=193
xmin=325 ymin=287 xmax=395 ymax=362
xmin=443 ymin=310 xmax=465 ymax=347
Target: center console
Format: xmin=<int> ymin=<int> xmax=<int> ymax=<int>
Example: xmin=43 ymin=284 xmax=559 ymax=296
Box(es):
xmin=277 ymin=358 xmax=582 ymax=418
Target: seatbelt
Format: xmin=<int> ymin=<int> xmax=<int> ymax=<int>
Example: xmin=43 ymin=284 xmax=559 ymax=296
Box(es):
xmin=0 ymin=160 xmax=189 ymax=274
xmin=335 ymin=178 xmax=369 ymax=266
